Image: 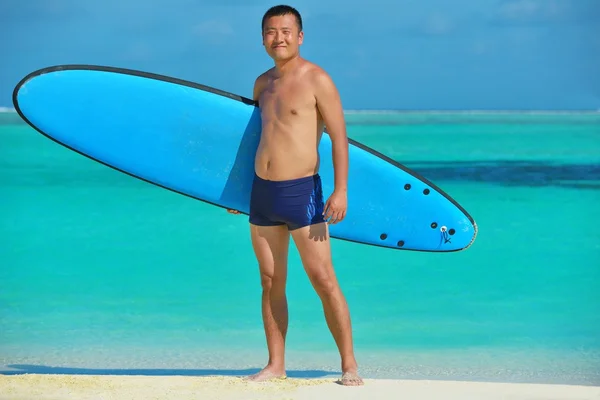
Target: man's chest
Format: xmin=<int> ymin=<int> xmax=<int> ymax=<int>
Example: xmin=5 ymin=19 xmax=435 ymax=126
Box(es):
xmin=260 ymin=80 xmax=316 ymax=116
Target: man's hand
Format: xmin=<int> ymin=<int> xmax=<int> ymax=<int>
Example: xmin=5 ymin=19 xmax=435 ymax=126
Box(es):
xmin=227 ymin=209 xmax=241 ymax=214
xmin=323 ymin=190 xmax=347 ymax=224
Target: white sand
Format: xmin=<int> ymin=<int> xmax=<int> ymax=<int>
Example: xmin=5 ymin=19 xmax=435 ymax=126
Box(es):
xmin=1 ymin=375 xmax=599 ymax=400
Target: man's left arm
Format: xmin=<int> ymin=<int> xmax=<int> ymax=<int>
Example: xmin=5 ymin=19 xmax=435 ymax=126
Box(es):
xmin=313 ymin=69 xmax=349 ymax=223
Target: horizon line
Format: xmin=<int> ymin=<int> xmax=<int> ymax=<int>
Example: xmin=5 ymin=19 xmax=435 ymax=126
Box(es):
xmin=1 ymin=107 xmax=599 ymax=114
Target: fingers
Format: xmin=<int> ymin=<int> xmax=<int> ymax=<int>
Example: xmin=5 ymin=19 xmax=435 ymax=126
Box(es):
xmin=322 ymin=201 xmax=346 ymax=224
xmin=323 ymin=199 xmax=331 ymax=219
xmin=227 ymin=209 xmax=240 ymax=214
xmin=329 ymin=209 xmax=346 ymax=224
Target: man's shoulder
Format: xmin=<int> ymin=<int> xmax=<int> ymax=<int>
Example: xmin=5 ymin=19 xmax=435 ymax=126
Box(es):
xmin=253 ymin=69 xmax=273 ymax=101
xmin=255 ymin=68 xmax=274 ymax=84
xmin=301 ymin=61 xmax=335 ymax=92
xmin=302 ymin=60 xmax=328 ymax=77
xmin=299 ymin=61 xmax=332 ymax=84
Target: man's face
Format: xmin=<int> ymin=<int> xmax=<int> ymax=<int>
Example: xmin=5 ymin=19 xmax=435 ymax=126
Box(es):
xmin=262 ymin=14 xmax=303 ymax=61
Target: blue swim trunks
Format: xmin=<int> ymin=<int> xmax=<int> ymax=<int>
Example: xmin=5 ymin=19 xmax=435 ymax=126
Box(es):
xmin=249 ymin=173 xmax=325 ymax=230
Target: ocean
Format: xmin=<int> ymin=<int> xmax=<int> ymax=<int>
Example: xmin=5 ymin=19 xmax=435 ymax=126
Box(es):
xmin=1 ymin=110 xmax=599 ymax=385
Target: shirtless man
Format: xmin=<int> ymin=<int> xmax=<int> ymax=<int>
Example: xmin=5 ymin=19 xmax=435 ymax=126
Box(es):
xmin=228 ymin=5 xmax=363 ymax=386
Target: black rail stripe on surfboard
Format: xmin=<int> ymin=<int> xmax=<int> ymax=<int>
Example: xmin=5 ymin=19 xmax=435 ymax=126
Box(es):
xmin=12 ymin=64 xmax=477 ymax=252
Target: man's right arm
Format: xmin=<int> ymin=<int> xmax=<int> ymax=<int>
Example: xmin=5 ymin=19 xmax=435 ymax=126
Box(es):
xmin=253 ymin=72 xmax=267 ymax=102
xmin=227 ymin=74 xmax=265 ymax=215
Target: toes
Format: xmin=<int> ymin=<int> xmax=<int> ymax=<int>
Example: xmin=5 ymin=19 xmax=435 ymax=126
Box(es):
xmin=338 ymin=372 xmax=364 ymax=386
xmin=244 ymin=369 xmax=287 ymax=382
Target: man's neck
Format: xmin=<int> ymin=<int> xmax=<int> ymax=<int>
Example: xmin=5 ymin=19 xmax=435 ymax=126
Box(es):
xmin=274 ymin=54 xmax=301 ymax=76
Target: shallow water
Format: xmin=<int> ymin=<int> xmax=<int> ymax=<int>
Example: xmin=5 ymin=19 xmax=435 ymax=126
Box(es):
xmin=1 ymin=111 xmax=599 ymax=384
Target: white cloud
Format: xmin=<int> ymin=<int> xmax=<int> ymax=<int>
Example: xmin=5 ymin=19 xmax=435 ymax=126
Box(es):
xmin=192 ymin=20 xmax=234 ymax=37
xmin=191 ymin=20 xmax=234 ymax=45
xmin=121 ymin=42 xmax=153 ymax=61
xmin=498 ymin=0 xmax=541 ymax=19
xmin=494 ymin=0 xmax=572 ymax=23
xmin=472 ymin=40 xmax=488 ymax=55
xmin=423 ymin=13 xmax=455 ymax=35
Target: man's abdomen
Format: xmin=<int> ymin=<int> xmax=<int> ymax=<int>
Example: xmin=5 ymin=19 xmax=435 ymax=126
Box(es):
xmin=254 ymin=135 xmax=319 ymax=181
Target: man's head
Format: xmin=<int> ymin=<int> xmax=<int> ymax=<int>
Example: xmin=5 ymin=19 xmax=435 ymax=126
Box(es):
xmin=261 ymin=5 xmax=304 ymax=62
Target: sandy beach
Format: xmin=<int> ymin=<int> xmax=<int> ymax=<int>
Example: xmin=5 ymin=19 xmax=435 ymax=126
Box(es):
xmin=1 ymin=374 xmax=599 ymax=400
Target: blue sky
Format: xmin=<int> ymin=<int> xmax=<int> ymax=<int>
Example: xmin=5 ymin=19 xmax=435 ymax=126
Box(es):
xmin=2 ymin=0 xmax=599 ymax=110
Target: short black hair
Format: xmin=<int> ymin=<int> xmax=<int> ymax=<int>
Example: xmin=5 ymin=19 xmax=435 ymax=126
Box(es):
xmin=261 ymin=5 xmax=303 ymax=32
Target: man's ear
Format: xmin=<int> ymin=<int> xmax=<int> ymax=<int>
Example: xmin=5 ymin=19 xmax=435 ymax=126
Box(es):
xmin=298 ymin=31 xmax=304 ymax=45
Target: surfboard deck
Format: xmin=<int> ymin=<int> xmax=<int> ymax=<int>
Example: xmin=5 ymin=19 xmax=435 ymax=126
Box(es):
xmin=12 ymin=65 xmax=477 ymax=252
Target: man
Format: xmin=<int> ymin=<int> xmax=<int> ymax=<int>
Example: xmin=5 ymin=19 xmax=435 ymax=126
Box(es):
xmin=227 ymin=4 xmax=363 ymax=386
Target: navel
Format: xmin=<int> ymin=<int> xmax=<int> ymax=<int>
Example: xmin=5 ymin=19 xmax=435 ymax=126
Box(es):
xmin=290 ymin=109 xmax=298 ymax=115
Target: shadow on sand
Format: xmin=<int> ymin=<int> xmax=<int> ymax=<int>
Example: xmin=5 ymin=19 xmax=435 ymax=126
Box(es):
xmin=1 ymin=364 xmax=339 ymax=378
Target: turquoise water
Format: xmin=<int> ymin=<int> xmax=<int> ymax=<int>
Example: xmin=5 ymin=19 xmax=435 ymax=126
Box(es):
xmin=1 ymin=111 xmax=599 ymax=384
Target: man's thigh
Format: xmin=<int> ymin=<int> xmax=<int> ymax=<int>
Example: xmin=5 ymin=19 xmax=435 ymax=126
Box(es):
xmin=250 ymin=223 xmax=291 ymax=279
xmin=289 ymin=222 xmax=335 ymax=278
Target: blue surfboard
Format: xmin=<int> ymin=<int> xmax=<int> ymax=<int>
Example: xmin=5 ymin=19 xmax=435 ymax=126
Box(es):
xmin=12 ymin=65 xmax=477 ymax=252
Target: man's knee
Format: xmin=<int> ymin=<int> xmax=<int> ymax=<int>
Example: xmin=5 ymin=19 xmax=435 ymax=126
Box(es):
xmin=260 ymin=269 xmax=286 ymax=292
xmin=307 ymin=263 xmax=337 ymax=296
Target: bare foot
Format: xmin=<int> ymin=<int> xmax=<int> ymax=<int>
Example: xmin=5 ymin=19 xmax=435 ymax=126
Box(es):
xmin=244 ymin=366 xmax=287 ymax=382
xmin=337 ymin=371 xmax=364 ymax=386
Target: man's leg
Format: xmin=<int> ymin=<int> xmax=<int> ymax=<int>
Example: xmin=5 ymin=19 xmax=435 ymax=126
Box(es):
xmin=246 ymin=223 xmax=290 ymax=381
xmin=290 ymin=222 xmax=363 ymax=386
